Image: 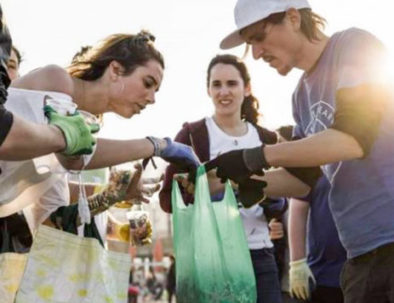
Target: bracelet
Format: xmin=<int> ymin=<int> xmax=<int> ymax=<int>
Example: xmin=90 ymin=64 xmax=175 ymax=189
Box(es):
xmin=146 ymin=136 xmax=161 ymax=156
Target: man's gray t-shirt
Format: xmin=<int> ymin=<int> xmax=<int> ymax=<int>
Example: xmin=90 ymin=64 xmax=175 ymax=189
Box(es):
xmin=292 ymin=28 xmax=394 ymax=258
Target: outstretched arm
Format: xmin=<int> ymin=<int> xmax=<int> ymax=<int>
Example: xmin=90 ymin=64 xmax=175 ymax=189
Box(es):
xmin=0 ymin=113 xmax=66 ymax=160
xmin=264 ymin=128 xmax=363 ymax=168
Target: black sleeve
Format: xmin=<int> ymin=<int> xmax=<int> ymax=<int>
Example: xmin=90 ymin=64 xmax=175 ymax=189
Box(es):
xmin=330 ymin=84 xmax=386 ymax=157
xmin=0 ymin=104 xmax=13 ymax=147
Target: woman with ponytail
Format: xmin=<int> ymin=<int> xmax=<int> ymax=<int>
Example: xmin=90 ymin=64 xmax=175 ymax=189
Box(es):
xmin=159 ymin=54 xmax=285 ymax=303
xmin=2 ymin=31 xmax=199 ymax=231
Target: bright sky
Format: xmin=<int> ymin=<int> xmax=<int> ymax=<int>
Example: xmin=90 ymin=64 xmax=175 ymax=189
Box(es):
xmin=3 ymin=0 xmax=394 ymax=141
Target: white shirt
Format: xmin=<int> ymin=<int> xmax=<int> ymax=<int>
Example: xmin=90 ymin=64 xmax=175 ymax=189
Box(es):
xmin=205 ymin=117 xmax=273 ymax=249
xmin=0 ymin=88 xmax=95 ymax=231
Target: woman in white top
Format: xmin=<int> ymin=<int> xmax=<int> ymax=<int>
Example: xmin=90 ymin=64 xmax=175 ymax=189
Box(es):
xmin=160 ymin=54 xmax=286 ymax=303
xmin=1 ymin=31 xmax=199 ymax=231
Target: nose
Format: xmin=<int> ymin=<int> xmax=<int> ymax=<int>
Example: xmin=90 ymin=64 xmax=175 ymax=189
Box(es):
xmin=252 ymin=44 xmax=263 ymax=60
xmin=147 ymin=90 xmax=156 ymax=104
xmin=219 ymin=86 xmax=230 ymax=96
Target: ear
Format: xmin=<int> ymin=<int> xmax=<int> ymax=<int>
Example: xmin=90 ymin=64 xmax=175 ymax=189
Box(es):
xmin=244 ymin=83 xmax=251 ymax=97
xmin=108 ymin=60 xmax=124 ymax=81
xmin=286 ymin=8 xmax=302 ymax=31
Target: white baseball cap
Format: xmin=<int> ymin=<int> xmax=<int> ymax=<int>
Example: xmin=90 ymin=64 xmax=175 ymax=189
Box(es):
xmin=220 ymin=0 xmax=311 ymax=49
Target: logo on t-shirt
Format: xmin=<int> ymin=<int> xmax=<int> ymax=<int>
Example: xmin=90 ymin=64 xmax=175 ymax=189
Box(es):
xmin=305 ymin=101 xmax=335 ymax=135
xmin=305 ymin=100 xmax=340 ymax=182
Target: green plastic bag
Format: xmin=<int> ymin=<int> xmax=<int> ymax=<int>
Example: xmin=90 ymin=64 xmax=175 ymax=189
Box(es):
xmin=172 ymin=166 xmax=257 ymax=303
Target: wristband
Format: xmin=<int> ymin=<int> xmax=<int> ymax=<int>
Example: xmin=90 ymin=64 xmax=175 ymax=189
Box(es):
xmin=146 ymin=136 xmax=161 ymax=156
xmin=242 ymin=145 xmax=270 ymax=173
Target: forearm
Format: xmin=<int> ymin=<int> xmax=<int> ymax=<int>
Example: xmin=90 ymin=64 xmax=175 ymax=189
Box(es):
xmin=68 ymin=182 xmax=96 ymax=204
xmin=289 ymin=198 xmax=309 ymax=261
xmin=0 ymin=115 xmax=66 ymax=160
xmin=262 ymin=168 xmax=310 ymax=198
xmin=85 ymin=138 xmax=154 ymax=169
xmin=264 ymin=128 xmax=363 ymax=168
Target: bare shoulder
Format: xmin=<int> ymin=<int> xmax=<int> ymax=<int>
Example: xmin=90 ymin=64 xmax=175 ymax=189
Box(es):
xmin=11 ymin=64 xmax=74 ymax=95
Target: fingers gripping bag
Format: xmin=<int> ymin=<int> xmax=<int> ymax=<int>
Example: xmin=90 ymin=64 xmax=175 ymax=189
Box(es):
xmin=171 ymin=166 xmax=256 ymax=303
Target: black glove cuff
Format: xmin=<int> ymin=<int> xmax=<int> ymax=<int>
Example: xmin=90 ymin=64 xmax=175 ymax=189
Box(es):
xmin=242 ymin=145 xmax=270 ymax=173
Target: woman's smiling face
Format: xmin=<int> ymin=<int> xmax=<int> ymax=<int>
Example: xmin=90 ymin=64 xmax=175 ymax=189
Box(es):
xmin=208 ymin=63 xmax=250 ymax=118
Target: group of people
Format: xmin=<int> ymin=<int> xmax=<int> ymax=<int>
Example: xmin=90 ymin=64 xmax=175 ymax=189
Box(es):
xmin=1 ymin=0 xmax=394 ymax=302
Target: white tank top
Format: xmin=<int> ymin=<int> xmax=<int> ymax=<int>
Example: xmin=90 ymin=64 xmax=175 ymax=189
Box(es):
xmin=205 ymin=117 xmax=273 ymax=249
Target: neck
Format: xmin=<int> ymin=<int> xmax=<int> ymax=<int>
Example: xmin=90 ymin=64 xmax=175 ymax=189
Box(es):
xmin=72 ymin=78 xmax=109 ymax=115
xmin=298 ymin=31 xmax=329 ymax=73
xmin=213 ymin=113 xmax=247 ymax=136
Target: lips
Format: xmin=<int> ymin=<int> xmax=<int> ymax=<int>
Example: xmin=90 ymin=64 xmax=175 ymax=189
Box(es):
xmin=132 ymin=103 xmax=145 ymax=114
xmin=137 ymin=104 xmax=146 ymax=110
xmin=218 ymin=99 xmax=232 ymax=105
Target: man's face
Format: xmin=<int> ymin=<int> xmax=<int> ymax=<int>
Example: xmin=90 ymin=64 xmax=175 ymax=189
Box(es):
xmin=241 ymin=10 xmax=303 ymax=76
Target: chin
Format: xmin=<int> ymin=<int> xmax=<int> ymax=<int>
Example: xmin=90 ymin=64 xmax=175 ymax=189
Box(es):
xmin=116 ymin=110 xmax=135 ymax=119
xmin=277 ymin=66 xmax=292 ymax=76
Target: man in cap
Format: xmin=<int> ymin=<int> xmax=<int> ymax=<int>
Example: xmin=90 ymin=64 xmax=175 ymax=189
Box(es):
xmin=0 ymin=5 xmax=97 ymax=160
xmin=206 ymin=1 xmax=394 ymax=302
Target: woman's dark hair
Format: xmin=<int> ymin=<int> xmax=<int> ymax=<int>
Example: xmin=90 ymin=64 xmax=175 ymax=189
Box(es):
xmin=264 ymin=8 xmax=326 ymax=42
xmin=206 ymin=54 xmax=260 ymax=125
xmin=71 ymin=45 xmax=92 ymax=64
xmin=68 ymin=30 xmax=164 ymax=80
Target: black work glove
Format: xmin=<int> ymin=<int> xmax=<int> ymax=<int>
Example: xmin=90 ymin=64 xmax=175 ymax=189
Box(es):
xmin=205 ymin=145 xmax=269 ymax=184
xmin=237 ymin=179 xmax=268 ymax=208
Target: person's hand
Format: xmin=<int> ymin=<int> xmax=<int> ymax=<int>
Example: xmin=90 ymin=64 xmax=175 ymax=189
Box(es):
xmin=289 ymin=258 xmax=316 ymax=300
xmin=204 ymin=145 xmax=269 ymax=184
xmin=89 ymin=165 xmax=162 ymax=216
xmin=268 ymin=218 xmax=284 ymax=240
xmin=174 ymin=169 xmax=225 ymax=197
xmin=174 ymin=173 xmax=195 ymax=195
xmin=44 ymin=105 xmax=99 ymax=156
xmin=157 ymin=137 xmax=200 ymax=171
xmin=237 ymin=178 xmax=267 ymax=208
xmin=123 ymin=163 xmax=163 ymax=203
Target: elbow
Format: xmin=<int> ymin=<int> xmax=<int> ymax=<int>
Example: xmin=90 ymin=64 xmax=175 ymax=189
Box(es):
xmin=56 ymin=154 xmax=84 ymax=170
xmin=295 ymin=184 xmax=310 ymax=198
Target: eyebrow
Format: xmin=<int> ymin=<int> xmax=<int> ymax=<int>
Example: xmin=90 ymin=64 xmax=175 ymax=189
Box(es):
xmin=242 ymin=22 xmax=267 ymax=43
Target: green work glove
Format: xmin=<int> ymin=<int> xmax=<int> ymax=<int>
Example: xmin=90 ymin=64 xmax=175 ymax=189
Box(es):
xmin=44 ymin=105 xmax=99 ymax=156
xmin=289 ymin=258 xmax=316 ymax=301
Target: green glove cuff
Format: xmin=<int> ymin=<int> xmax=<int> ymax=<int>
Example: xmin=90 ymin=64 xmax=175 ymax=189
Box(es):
xmin=44 ymin=105 xmax=98 ymax=156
